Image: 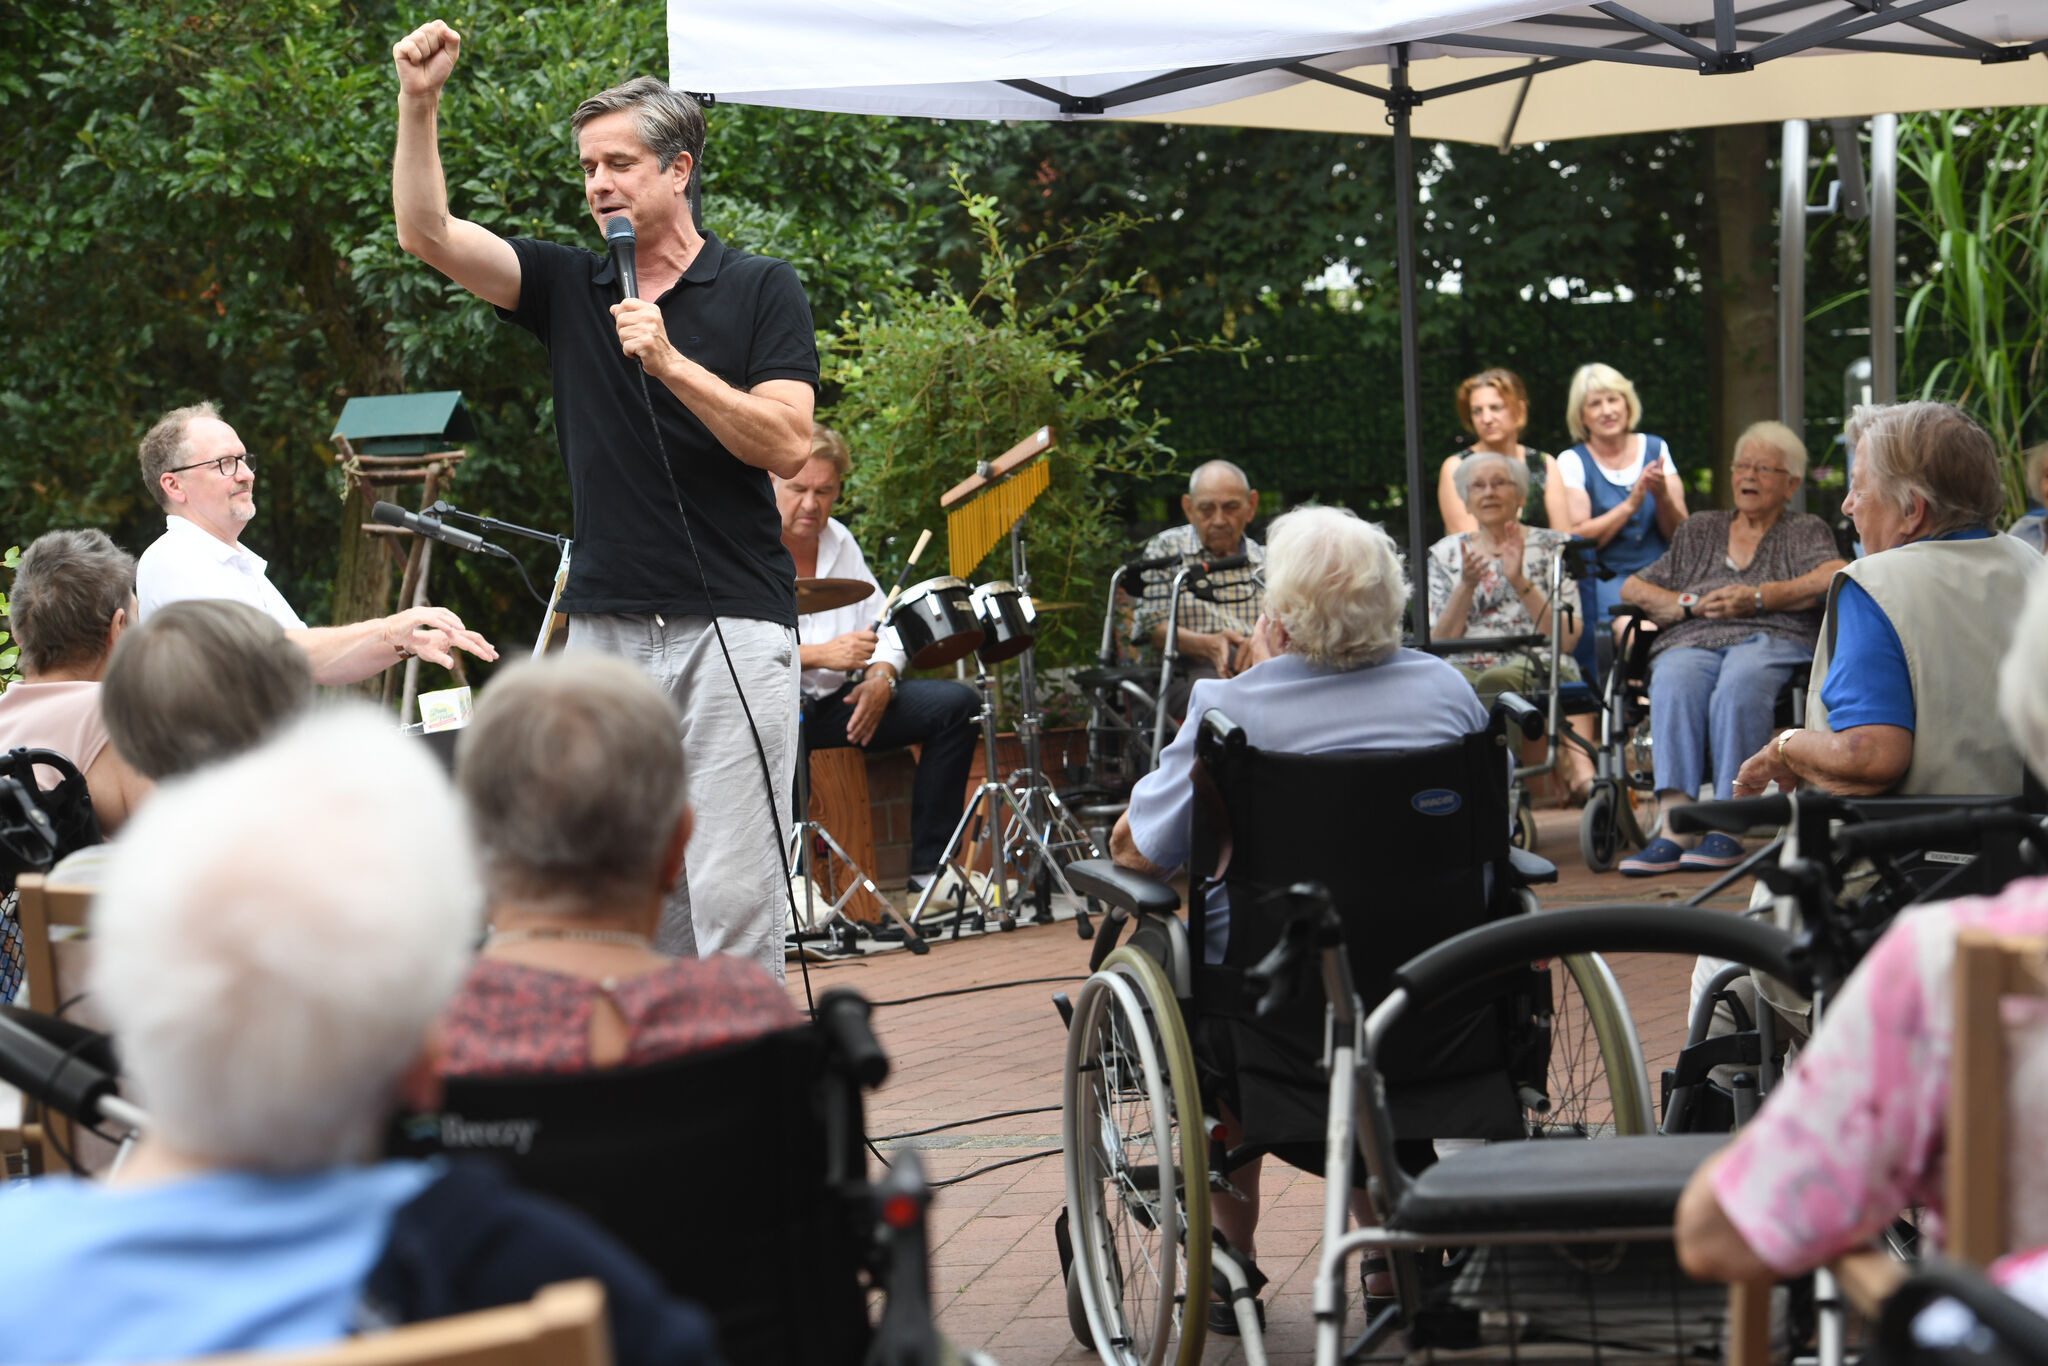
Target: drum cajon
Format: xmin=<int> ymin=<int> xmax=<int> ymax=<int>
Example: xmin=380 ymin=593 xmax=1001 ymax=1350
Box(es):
xmin=804 ymin=748 xmax=887 ymax=924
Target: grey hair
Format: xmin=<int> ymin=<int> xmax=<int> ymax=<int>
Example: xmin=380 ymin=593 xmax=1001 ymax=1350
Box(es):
xmin=2022 ymin=442 xmax=2048 ymax=504
xmin=572 ymin=76 xmax=704 ymax=176
xmin=91 ymin=708 xmax=483 ymax=1171
xmin=1188 ymin=460 xmax=1252 ymax=496
xmin=1451 ymin=450 xmax=1530 ymax=508
xmin=8 ymin=530 xmax=135 ymax=674
xmin=1846 ymin=401 xmax=2004 ymax=538
xmin=1999 ymin=567 xmax=2048 ymax=781
xmin=456 ymin=654 xmax=689 ymax=909
xmin=1261 ymin=505 xmax=1406 ymax=671
xmin=1734 ymin=419 xmax=1809 ymax=480
xmin=138 ymin=401 xmax=222 ymax=511
xmin=810 ymin=424 xmax=852 ymax=478
xmin=102 ymin=600 xmax=311 ymax=781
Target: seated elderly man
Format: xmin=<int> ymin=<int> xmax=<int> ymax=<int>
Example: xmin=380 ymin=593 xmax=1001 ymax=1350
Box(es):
xmin=777 ymin=427 xmax=978 ymax=894
xmin=1615 ymin=421 xmax=1845 ymax=875
xmin=1112 ymin=505 xmax=1485 ymax=1310
xmin=0 ymin=711 xmax=721 ymax=1364
xmin=1131 ymin=459 xmax=1267 ymax=719
xmin=442 ymin=653 xmax=798 ymax=1076
xmin=1733 ymin=401 xmax=2040 ymax=802
xmin=0 ymin=530 xmax=151 ymax=836
xmin=1676 ymin=568 xmax=2048 ymax=1285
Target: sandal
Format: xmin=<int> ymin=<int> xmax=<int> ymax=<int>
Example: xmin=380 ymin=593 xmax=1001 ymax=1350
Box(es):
xmin=1361 ymin=1253 xmax=1395 ymax=1301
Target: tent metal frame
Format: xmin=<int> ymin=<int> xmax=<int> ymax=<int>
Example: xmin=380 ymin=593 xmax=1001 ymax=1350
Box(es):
xmin=901 ymin=0 xmax=2029 ymax=644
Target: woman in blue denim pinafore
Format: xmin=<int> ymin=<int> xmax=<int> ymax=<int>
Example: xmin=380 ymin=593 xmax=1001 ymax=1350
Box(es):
xmin=1556 ymin=363 xmax=1690 ymax=695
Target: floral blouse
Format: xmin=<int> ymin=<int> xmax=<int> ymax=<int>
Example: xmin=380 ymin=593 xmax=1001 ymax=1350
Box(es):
xmin=1426 ymin=526 xmax=1578 ymax=669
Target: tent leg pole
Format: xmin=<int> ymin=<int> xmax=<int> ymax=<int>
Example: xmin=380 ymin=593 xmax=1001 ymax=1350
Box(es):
xmin=1777 ymin=119 xmax=1808 ymax=443
xmin=1870 ymin=113 xmax=1897 ymax=404
xmin=1392 ymin=46 xmax=1428 ymax=649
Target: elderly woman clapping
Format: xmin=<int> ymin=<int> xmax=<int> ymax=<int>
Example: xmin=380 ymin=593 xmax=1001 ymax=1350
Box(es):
xmin=1428 ymin=450 xmax=1584 ymax=714
xmin=1733 ymin=401 xmax=2042 ymax=802
xmin=1613 ymin=422 xmax=1846 ymax=875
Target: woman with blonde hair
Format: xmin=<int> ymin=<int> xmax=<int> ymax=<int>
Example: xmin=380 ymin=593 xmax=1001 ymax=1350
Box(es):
xmin=1436 ymin=368 xmax=1568 ymax=535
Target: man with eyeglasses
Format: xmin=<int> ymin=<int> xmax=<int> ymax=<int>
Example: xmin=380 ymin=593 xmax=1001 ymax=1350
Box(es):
xmin=1611 ymin=420 xmax=1846 ymax=876
xmin=1130 ymin=459 xmax=1266 ymax=719
xmin=134 ymin=402 xmax=498 ymax=686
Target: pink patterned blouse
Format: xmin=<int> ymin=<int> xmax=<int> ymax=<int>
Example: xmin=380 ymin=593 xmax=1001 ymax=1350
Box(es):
xmin=1712 ymin=875 xmax=2048 ymax=1275
xmin=440 ymin=954 xmax=801 ymax=1078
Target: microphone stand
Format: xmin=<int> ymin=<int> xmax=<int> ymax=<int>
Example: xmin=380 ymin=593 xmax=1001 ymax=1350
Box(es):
xmin=430 ymin=502 xmax=574 ymax=658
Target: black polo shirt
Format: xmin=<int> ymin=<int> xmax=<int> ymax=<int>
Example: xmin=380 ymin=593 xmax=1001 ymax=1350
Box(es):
xmin=497 ymin=232 xmax=816 ymax=625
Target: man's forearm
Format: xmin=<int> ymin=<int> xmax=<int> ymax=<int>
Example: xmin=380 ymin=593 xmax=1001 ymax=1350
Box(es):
xmin=1783 ymin=724 xmax=1913 ymax=796
xmin=289 ymin=621 xmax=404 ymax=687
xmin=651 ymin=363 xmax=811 ymax=477
xmin=393 ymin=94 xmax=452 ymax=259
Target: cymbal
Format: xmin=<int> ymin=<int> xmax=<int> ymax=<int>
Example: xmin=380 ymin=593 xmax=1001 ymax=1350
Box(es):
xmin=795 ymin=577 xmax=872 ymax=615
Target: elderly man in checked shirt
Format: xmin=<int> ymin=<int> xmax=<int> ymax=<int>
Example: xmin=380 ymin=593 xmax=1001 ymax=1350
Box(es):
xmin=1131 ymin=460 xmax=1266 ymax=720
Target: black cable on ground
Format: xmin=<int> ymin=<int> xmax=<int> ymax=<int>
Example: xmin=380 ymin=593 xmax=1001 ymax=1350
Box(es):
xmin=865 ymin=975 xmax=1083 ymax=1009
xmin=927 ymin=1147 xmax=1061 ymax=1189
xmin=871 ymin=1105 xmax=1060 ymax=1146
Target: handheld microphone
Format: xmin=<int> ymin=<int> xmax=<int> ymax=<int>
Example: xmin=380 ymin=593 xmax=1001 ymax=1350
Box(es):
xmin=604 ymin=214 xmax=637 ymax=302
xmin=371 ymin=501 xmax=510 ymax=558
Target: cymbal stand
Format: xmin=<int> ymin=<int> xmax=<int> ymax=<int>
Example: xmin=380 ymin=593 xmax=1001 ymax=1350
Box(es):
xmin=998 ymin=517 xmax=1098 ymax=934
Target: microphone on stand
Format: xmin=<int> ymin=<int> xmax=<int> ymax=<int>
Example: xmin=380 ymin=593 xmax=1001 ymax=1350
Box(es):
xmin=371 ymin=501 xmax=511 ymax=558
xmin=604 ymin=215 xmax=638 ymax=302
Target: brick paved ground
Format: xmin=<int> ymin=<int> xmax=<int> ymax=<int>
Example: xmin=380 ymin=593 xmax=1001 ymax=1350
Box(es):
xmin=787 ymin=805 xmax=1755 ymax=1364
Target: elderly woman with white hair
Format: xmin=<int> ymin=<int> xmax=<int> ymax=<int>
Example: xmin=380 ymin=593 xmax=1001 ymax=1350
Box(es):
xmin=1110 ymin=505 xmax=1487 ymax=1309
xmin=1612 ymin=421 xmax=1846 ymax=876
xmin=0 ymin=711 xmax=722 ymax=1364
xmin=1676 ymin=565 xmax=2048 ymax=1287
xmin=1734 ymin=401 xmax=2041 ymax=802
xmin=1428 ymin=450 xmax=1584 ymax=693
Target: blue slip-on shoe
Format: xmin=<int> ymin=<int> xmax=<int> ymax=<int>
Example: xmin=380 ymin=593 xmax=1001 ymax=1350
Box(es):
xmin=1678 ymin=831 xmax=1747 ymax=871
xmin=1619 ymin=837 xmax=1686 ymax=877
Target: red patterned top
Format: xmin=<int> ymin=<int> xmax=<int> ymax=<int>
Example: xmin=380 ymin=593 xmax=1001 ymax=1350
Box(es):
xmin=440 ymin=955 xmax=801 ymax=1077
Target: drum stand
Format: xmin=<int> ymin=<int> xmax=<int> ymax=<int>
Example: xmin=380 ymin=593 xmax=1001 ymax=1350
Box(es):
xmin=909 ymin=518 xmax=1099 ymax=939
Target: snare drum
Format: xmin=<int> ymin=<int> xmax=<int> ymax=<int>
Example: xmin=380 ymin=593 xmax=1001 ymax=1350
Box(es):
xmin=970 ymin=581 xmax=1036 ymax=663
xmin=889 ymin=576 xmax=984 ymax=669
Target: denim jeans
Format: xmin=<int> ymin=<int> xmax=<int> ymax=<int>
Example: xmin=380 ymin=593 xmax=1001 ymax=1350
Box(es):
xmin=1648 ymin=631 xmax=1813 ymax=801
xmin=802 ymin=678 xmax=979 ymax=873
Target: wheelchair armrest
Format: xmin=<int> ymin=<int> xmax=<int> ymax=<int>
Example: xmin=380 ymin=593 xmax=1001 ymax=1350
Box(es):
xmin=1389 ymin=905 xmax=1808 ymax=1016
xmin=1422 ymin=634 xmax=1547 ymax=658
xmin=1064 ymin=858 xmax=1182 ymax=920
xmin=1506 ymin=846 xmax=1558 ymax=885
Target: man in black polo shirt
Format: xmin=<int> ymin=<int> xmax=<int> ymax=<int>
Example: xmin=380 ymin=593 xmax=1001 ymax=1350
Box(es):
xmin=390 ymin=20 xmax=814 ymax=978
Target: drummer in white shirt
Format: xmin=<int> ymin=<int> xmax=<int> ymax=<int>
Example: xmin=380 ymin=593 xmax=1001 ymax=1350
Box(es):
xmin=133 ymin=402 xmax=497 ymax=686
xmin=777 ymin=427 xmax=979 ymax=894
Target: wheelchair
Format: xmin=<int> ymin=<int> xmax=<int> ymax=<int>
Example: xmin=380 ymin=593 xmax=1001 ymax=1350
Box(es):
xmin=1053 ymin=699 xmax=1691 ymax=1365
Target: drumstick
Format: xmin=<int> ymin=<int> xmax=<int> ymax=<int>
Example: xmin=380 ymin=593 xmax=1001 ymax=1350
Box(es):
xmin=868 ymin=529 xmax=933 ymax=632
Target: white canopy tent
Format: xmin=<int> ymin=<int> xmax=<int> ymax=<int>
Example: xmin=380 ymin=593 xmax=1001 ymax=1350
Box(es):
xmin=669 ymin=1 xmax=2048 ymax=641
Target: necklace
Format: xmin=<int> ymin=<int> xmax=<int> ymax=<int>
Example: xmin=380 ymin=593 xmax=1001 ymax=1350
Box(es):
xmin=486 ymin=927 xmax=654 ymax=951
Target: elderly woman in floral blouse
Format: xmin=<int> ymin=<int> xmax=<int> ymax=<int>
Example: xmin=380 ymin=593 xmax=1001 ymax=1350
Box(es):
xmin=1428 ymin=450 xmax=1584 ymax=720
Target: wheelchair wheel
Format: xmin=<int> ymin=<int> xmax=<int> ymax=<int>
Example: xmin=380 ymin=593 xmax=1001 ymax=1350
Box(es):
xmin=1579 ymin=786 xmax=1623 ymax=873
xmin=1532 ymin=953 xmax=1653 ymax=1137
xmin=1062 ymin=946 xmax=1211 ymax=1366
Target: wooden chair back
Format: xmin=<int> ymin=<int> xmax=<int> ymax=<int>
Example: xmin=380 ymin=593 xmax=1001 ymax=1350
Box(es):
xmin=187 ymin=1279 xmax=610 ymax=1366
xmin=6 ymin=872 xmax=96 ymax=1173
xmin=1946 ymin=927 xmax=2048 ymax=1268
xmin=14 ymin=871 xmax=93 ymax=1017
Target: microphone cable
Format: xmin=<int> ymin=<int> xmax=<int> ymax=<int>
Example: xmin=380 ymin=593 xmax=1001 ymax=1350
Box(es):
xmin=624 ymin=360 xmax=819 ymax=1013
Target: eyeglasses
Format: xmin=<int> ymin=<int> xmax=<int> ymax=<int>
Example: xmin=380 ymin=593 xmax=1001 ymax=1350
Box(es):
xmin=1731 ymin=460 xmax=1789 ymax=478
xmin=166 ymin=451 xmax=255 ymax=478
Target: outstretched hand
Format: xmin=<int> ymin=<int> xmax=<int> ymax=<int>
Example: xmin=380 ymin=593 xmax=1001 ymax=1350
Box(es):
xmin=383 ymin=605 xmax=497 ymax=670
xmin=393 ymin=20 xmax=461 ymax=98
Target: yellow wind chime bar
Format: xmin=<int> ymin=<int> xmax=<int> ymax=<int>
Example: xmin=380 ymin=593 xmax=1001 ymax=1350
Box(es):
xmin=940 ymin=427 xmax=1056 ymax=579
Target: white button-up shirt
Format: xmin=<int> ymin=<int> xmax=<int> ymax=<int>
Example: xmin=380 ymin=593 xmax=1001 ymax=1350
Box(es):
xmin=135 ymin=515 xmax=306 ymax=630
xmin=797 ymin=518 xmax=909 ymax=700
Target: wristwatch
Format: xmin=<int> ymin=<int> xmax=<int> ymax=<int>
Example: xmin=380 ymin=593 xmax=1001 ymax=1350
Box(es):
xmin=883 ymin=670 xmax=899 ymax=700
xmin=1753 ymin=586 xmax=1765 ymax=613
xmin=1678 ymin=591 xmax=1699 ymax=620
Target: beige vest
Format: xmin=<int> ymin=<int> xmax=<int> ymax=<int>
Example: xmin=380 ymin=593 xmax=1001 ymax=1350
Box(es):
xmin=1808 ymin=533 xmax=2041 ymax=795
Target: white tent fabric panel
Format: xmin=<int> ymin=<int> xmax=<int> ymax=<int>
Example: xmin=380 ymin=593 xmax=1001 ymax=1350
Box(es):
xmin=670 ymin=1 xmax=2048 ymax=144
